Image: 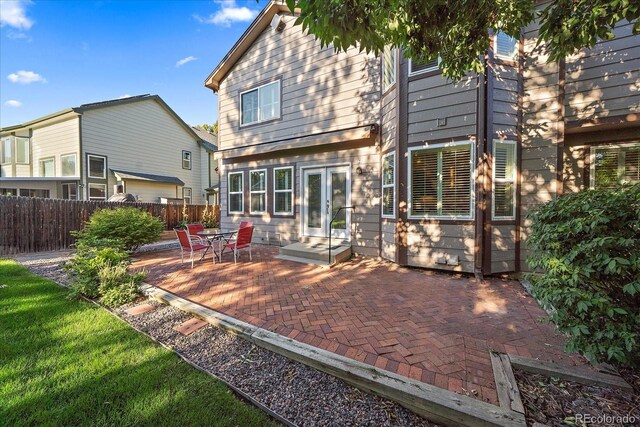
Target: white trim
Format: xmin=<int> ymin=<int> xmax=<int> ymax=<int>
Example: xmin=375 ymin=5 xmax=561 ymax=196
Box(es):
xmin=491 ymin=139 xmax=517 ymax=220
xmin=228 ymin=171 xmax=244 ymax=214
xmin=87 ymin=154 xmax=106 ymax=179
xmin=273 ymin=166 xmax=294 ymax=215
xmin=60 ymin=153 xmax=77 ymax=177
xmin=381 ymin=152 xmax=396 ymax=219
xmin=494 ymin=31 xmax=518 ymax=61
xmin=240 ymin=79 xmax=281 ymax=126
xmin=590 ymin=142 xmax=640 ymax=189
xmin=408 ymin=57 xmax=440 ymax=76
xmin=88 ymin=183 xmax=107 ymax=200
xmin=407 ymin=140 xmax=475 ymax=220
xmin=249 ymin=168 xmax=267 ymax=214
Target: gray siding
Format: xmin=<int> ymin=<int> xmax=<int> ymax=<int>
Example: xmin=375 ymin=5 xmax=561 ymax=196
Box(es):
xmin=406 ymin=223 xmax=475 ymax=272
xmin=218 ymin=15 xmax=380 ymax=150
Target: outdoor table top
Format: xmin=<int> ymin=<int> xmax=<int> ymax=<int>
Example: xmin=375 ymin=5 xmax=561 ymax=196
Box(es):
xmin=196 ymin=229 xmax=235 ymax=237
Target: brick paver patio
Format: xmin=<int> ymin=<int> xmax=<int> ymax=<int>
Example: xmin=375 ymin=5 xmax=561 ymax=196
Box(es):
xmin=133 ymin=245 xmax=587 ymax=404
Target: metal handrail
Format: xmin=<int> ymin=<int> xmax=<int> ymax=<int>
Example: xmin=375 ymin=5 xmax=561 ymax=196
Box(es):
xmin=328 ymin=206 xmax=355 ymax=264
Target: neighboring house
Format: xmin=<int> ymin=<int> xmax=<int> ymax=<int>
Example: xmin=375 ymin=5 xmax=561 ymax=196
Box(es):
xmin=0 ymin=95 xmax=215 ymax=204
xmin=191 ymin=126 xmax=220 ymax=205
xmin=205 ymin=1 xmax=639 ymax=274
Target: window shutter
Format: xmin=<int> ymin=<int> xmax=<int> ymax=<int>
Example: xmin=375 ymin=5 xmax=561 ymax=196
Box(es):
xmin=440 ymin=147 xmax=472 ymax=216
xmin=411 ymin=150 xmax=439 ymax=215
xmin=624 ymin=147 xmax=640 ymax=184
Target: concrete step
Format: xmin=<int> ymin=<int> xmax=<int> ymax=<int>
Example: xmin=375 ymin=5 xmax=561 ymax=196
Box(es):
xmin=279 ymin=242 xmax=352 ymax=264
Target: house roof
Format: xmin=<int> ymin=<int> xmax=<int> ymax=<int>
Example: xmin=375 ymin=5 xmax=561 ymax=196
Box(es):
xmin=1 ymin=95 xmax=205 ymax=144
xmin=111 ymin=169 xmax=185 ymax=186
xmin=191 ymin=126 xmax=218 ymax=152
xmin=204 ymin=1 xmax=294 ymax=92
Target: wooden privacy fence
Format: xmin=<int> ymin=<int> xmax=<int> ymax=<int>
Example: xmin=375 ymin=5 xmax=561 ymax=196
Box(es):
xmin=0 ymin=196 xmax=216 ymax=255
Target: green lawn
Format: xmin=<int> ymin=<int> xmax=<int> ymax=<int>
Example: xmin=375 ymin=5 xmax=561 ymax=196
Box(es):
xmin=0 ymin=259 xmax=275 ymax=427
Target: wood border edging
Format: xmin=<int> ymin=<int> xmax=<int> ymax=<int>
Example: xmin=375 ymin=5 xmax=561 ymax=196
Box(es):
xmin=490 ymin=352 xmax=525 ymax=414
xmin=140 ymin=283 xmax=526 ymax=427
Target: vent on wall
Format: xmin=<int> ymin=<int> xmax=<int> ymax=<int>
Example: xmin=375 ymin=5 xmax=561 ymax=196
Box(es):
xmin=271 ymin=14 xmax=286 ymax=33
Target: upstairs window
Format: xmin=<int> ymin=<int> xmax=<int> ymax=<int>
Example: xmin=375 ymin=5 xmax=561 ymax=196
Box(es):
xmin=382 ymin=152 xmax=395 ymax=218
xmin=40 ymin=157 xmax=55 ymax=177
xmin=1 ymin=137 xmax=12 ymax=164
xmin=249 ymin=169 xmax=267 ymax=214
xmin=15 ymin=137 xmax=29 ymax=164
xmin=409 ymin=57 xmax=440 ymax=75
xmin=494 ymin=31 xmax=518 ymax=61
xmin=61 ymin=153 xmax=77 ymax=176
xmin=88 ymin=154 xmax=106 ymax=179
xmin=409 ymin=142 xmax=474 ymax=219
xmin=274 ymin=166 xmax=293 ymax=215
xmin=591 ymin=143 xmax=640 ymax=189
xmin=182 ymin=150 xmax=191 ymax=170
xmin=241 ymin=80 xmax=281 ymax=125
xmin=492 ymin=141 xmax=517 ymax=219
xmin=228 ymin=171 xmax=244 ymax=214
xmin=382 ymin=46 xmax=397 ymax=91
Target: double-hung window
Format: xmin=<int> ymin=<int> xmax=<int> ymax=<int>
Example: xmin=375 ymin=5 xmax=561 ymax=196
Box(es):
xmin=409 ymin=142 xmax=474 ymax=219
xmin=182 ymin=187 xmax=192 ymax=204
xmin=249 ymin=169 xmax=267 ymax=214
xmin=494 ymin=31 xmax=518 ymax=61
xmin=228 ymin=171 xmax=244 ymax=214
xmin=40 ymin=157 xmax=55 ymax=177
xmin=88 ymin=154 xmax=106 ymax=179
xmin=381 ymin=152 xmax=395 ymax=218
xmin=182 ymin=150 xmax=191 ymax=170
xmin=240 ymin=80 xmax=280 ymax=125
xmin=492 ymin=141 xmax=517 ymax=219
xmin=273 ymin=166 xmax=293 ymax=215
xmin=590 ymin=143 xmax=640 ymax=189
xmin=382 ymin=46 xmax=397 ymax=91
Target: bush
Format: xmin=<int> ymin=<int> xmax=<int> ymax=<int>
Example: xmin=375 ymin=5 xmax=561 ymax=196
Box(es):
xmin=74 ymin=207 xmax=163 ymax=251
xmin=527 ymin=184 xmax=640 ymax=367
xmin=97 ymin=264 xmax=146 ymax=307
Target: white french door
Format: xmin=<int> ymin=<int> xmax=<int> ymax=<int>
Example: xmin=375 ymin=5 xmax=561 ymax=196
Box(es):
xmin=302 ymin=166 xmax=351 ymax=239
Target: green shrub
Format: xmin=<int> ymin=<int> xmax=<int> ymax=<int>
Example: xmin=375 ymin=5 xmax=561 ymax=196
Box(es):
xmin=65 ymin=240 xmax=130 ymax=298
xmin=527 ymin=183 xmax=640 ymax=367
xmin=97 ymin=264 xmax=146 ymax=307
xmin=74 ymin=207 xmax=163 ymax=251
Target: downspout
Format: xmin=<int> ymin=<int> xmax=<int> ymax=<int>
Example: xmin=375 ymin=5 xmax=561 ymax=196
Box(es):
xmin=474 ymin=53 xmax=489 ymax=281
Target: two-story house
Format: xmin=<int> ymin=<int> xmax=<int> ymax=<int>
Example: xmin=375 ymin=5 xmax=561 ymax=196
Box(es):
xmin=0 ymin=95 xmax=217 ymax=204
xmin=205 ymin=1 xmax=639 ymax=274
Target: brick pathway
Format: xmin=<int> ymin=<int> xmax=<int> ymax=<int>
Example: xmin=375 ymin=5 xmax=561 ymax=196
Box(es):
xmin=132 ymin=245 xmax=586 ymax=404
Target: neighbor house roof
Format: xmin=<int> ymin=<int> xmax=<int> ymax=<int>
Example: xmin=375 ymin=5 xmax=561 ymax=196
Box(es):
xmin=111 ymin=169 xmax=185 ymax=186
xmin=1 ymin=95 xmax=205 ymax=144
xmin=191 ymin=126 xmax=218 ymax=152
xmin=204 ymin=1 xmax=294 ymax=92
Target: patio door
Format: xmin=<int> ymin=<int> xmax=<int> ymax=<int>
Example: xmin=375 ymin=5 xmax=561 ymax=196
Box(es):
xmin=302 ymin=166 xmax=350 ymax=239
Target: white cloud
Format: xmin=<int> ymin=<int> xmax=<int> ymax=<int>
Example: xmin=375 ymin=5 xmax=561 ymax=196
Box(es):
xmin=176 ymin=56 xmax=198 ymax=67
xmin=118 ymin=94 xmax=132 ymax=99
xmin=7 ymin=70 xmax=46 ymax=84
xmin=0 ymin=1 xmax=34 ymax=30
xmin=6 ymin=30 xmax=31 ymax=41
xmin=193 ymin=0 xmax=258 ymax=27
xmin=5 ymin=99 xmax=22 ymax=107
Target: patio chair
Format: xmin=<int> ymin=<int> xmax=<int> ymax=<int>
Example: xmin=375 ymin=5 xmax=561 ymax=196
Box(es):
xmin=239 ymin=221 xmax=253 ymax=229
xmin=220 ymin=225 xmax=254 ymax=264
xmin=186 ymin=223 xmax=208 ymax=246
xmin=175 ymin=228 xmax=212 ymax=268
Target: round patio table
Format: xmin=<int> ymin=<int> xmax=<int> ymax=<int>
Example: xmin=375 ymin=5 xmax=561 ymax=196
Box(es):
xmin=197 ymin=229 xmax=235 ymax=261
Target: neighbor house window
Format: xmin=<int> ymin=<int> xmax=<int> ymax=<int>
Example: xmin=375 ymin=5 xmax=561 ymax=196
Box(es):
xmin=249 ymin=169 xmax=267 ymax=214
xmin=15 ymin=137 xmax=29 ymax=164
xmin=61 ymin=154 xmax=76 ymax=176
xmin=182 ymin=187 xmax=192 ymax=204
xmin=62 ymin=183 xmax=77 ymax=200
xmin=88 ymin=154 xmax=106 ymax=179
xmin=40 ymin=157 xmax=55 ymax=177
xmin=492 ymin=141 xmax=517 ymax=219
xmin=494 ymin=31 xmax=518 ymax=61
xmin=383 ymin=46 xmax=397 ymax=90
xmin=590 ymin=143 xmax=640 ymax=189
xmin=409 ymin=57 xmax=440 ymax=75
xmin=382 ymin=152 xmax=396 ymax=218
xmin=409 ymin=142 xmax=474 ymax=219
xmin=240 ymin=80 xmax=280 ymax=125
xmin=88 ymin=183 xmax=107 ymax=200
xmin=228 ymin=171 xmax=244 ymax=214
xmin=2 ymin=137 xmax=12 ymax=164
xmin=182 ymin=150 xmax=191 ymax=170
xmin=1 ymin=188 xmax=17 ymax=196
xmin=273 ymin=166 xmax=293 ymax=215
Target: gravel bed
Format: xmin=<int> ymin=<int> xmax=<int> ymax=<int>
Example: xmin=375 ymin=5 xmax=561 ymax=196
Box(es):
xmin=116 ymin=300 xmax=435 ymax=427
xmin=17 ymin=254 xmax=72 ymax=286
xmin=515 ymin=369 xmax=639 ymax=426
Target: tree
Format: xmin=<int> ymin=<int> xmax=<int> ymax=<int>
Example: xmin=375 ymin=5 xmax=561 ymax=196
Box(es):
xmin=286 ymin=0 xmax=639 ymax=81
xmin=196 ymin=122 xmax=218 ymax=135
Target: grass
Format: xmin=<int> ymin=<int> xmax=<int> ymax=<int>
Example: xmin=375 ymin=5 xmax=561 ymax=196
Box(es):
xmin=0 ymin=259 xmax=276 ymax=427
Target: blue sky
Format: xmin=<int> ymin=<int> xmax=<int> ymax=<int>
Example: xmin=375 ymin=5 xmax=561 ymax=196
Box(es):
xmin=0 ymin=0 xmax=264 ymax=128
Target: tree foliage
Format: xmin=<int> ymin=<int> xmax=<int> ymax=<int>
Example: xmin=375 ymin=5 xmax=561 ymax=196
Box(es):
xmin=527 ymin=184 xmax=640 ymax=367
xmin=285 ymin=0 xmax=639 ymax=80
xmin=196 ymin=122 xmax=218 ymax=135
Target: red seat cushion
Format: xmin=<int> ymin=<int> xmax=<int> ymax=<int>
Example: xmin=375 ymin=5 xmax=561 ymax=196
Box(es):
xmin=192 ymin=243 xmax=208 ymax=251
